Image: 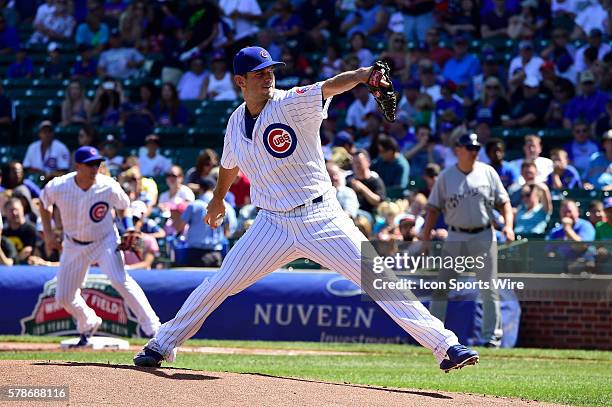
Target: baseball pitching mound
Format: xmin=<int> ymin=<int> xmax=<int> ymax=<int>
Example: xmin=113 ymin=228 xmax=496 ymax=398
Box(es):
xmin=0 ymin=360 xmax=564 ymax=407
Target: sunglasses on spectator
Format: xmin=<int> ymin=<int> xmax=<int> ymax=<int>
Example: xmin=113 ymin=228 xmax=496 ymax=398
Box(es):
xmin=574 ymin=128 xmax=588 ymax=133
xmin=166 ymin=173 xmax=180 ymax=178
xmin=486 ymin=85 xmax=499 ymax=89
xmin=521 ymin=192 xmax=531 ymax=198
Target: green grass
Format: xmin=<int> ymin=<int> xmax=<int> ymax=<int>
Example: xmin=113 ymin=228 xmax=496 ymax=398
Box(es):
xmin=0 ymin=336 xmax=610 ymax=406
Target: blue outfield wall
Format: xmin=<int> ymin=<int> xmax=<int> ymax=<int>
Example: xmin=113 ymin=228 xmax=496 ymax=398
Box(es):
xmin=0 ymin=266 xmax=520 ymax=347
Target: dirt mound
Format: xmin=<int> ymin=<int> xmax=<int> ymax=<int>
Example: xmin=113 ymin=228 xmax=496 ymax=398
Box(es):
xmin=0 ymin=360 xmax=564 ymax=407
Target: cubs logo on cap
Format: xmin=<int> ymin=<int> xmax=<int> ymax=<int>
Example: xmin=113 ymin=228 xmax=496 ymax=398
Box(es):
xmin=75 ymin=145 xmax=104 ymax=164
xmin=260 ymin=50 xmax=269 ymax=58
xmin=262 ymin=123 xmax=297 ymax=158
xmin=89 ymin=201 xmax=109 ymax=223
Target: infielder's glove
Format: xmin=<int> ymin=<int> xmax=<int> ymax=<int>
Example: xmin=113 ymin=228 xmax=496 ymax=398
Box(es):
xmin=366 ymin=60 xmax=398 ymax=123
xmin=117 ymin=230 xmax=145 ymax=261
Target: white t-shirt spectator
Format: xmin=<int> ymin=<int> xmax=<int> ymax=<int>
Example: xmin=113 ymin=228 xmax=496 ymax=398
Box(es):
xmin=508 ymin=55 xmax=545 ymax=82
xmin=219 ymin=0 xmax=262 ymax=41
xmin=138 ymin=151 xmax=172 ymax=177
xmin=33 ymin=2 xmax=55 ymax=26
xmin=177 ymin=70 xmax=208 ymax=100
xmin=207 ymin=72 xmax=238 ymax=101
xmin=159 ymin=185 xmax=196 ymax=206
xmin=30 ymin=11 xmax=75 ymax=44
xmin=422 ymin=84 xmax=442 ymax=103
xmin=573 ymin=43 xmax=611 ymax=73
xmin=551 ymin=0 xmax=578 ymax=15
xmin=575 ymin=2 xmax=608 ymax=35
xmin=23 ymin=139 xmax=70 ymax=174
xmin=511 ymin=157 xmax=554 ymax=184
xmin=98 ymin=47 xmax=144 ymax=79
xmin=346 ymin=95 xmax=377 ymax=130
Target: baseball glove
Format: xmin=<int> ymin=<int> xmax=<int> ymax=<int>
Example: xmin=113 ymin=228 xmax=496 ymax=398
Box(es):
xmin=366 ymin=60 xmax=398 ymax=123
xmin=117 ymin=230 xmax=145 ymax=261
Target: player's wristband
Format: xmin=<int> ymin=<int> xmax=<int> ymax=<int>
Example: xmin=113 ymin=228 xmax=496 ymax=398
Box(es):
xmin=122 ymin=216 xmax=135 ymax=231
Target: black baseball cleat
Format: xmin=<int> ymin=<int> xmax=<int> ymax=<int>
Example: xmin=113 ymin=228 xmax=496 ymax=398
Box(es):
xmin=68 ymin=334 xmax=91 ymax=348
xmin=440 ymin=345 xmax=479 ymax=373
xmin=133 ymin=347 xmax=163 ymax=368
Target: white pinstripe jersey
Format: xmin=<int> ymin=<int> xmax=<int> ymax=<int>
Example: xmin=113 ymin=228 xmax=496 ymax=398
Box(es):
xmin=220 ymin=81 xmax=334 ymax=211
xmin=40 ymin=173 xmax=129 ymax=241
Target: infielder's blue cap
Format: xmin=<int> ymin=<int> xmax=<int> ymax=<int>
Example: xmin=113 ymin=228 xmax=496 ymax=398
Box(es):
xmin=233 ymin=46 xmax=285 ymax=75
xmin=456 ymin=133 xmax=481 ymax=148
xmin=75 ymin=146 xmax=104 ymax=164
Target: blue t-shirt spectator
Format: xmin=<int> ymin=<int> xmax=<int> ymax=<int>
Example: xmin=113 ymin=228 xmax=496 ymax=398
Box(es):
xmin=515 ymin=204 xmax=550 ymax=235
xmin=547 ymin=218 xmax=595 ymax=241
xmin=546 ymin=166 xmax=582 ymax=189
xmin=492 ymin=161 xmax=519 ymax=189
xmin=71 ymin=57 xmax=98 ymax=78
xmin=436 ymin=97 xmax=464 ymax=120
xmin=583 ymin=152 xmax=611 ymax=187
xmin=0 ymin=24 xmax=19 ymax=53
xmin=7 ymin=56 xmax=33 ymax=78
xmin=153 ymin=102 xmax=189 ymax=127
xmin=442 ymin=54 xmax=481 ymax=95
xmin=564 ymin=91 xmax=608 ymax=125
xmin=75 ymin=21 xmax=109 ymax=48
xmin=181 ymin=199 xmax=236 ymax=251
xmin=564 ymin=139 xmax=600 ymax=174
xmin=371 ymin=154 xmax=411 ymax=190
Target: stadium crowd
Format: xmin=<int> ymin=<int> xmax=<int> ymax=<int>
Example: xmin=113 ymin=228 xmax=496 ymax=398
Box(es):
xmin=0 ymin=0 xmax=610 ymax=271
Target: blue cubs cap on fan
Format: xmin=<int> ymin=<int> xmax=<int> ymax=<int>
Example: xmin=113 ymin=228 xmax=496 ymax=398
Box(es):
xmin=233 ymin=46 xmax=285 ymax=75
xmin=75 ymin=146 xmax=104 ymax=164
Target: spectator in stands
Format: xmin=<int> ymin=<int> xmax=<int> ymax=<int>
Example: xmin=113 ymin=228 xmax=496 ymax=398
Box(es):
xmin=547 ymin=199 xmax=595 ymax=242
xmin=0 ymin=82 xmax=12 ymax=130
xmin=100 ymin=135 xmax=124 ymax=176
xmin=23 ymin=121 xmax=70 ymax=176
xmin=588 ymin=200 xmax=606 ymax=227
xmin=595 ymin=197 xmax=612 ymax=240
xmin=424 ymin=28 xmax=453 ymax=67
xmin=181 ymin=0 xmax=221 ymax=58
xmin=443 ymin=0 xmax=479 ymax=39
xmin=71 ymin=44 xmax=98 ymax=78
xmin=508 ymin=159 xmax=552 ymax=207
xmin=348 ymin=149 xmax=386 ymax=214
xmin=572 ymin=0 xmax=609 ymax=40
xmin=547 ymin=149 xmax=582 ymax=190
xmin=154 ymin=82 xmax=189 ymax=127
xmin=173 ymin=177 xmax=236 ymax=267
xmin=508 ymin=0 xmax=547 ymax=39
xmin=380 ymin=33 xmax=411 ymax=81
xmin=186 ymin=149 xmax=219 ymax=193
xmin=346 ymin=85 xmax=377 ymax=133
xmin=504 ymin=76 xmax=550 ymax=128
xmin=158 ymin=165 xmax=195 ymax=211
xmin=297 ymin=0 xmax=335 ymax=51
xmin=340 ymin=0 xmax=388 ymax=40
xmin=485 ymin=138 xmax=519 ymax=189
xmin=138 ymin=135 xmax=172 ymax=178
xmin=398 ymin=0 xmax=435 ymax=42
xmin=373 ymin=200 xmax=402 ymax=240
xmin=75 ymin=14 xmax=109 ymax=53
xmin=481 ymin=0 xmax=512 ymax=39
xmin=372 ymin=135 xmax=411 ymax=191
xmin=511 ymin=135 xmax=554 ymax=183
xmin=7 ymin=49 xmax=33 ymax=79
xmin=319 ymin=43 xmax=343 ymax=80
xmin=514 ymin=183 xmax=551 ymax=235
xmin=98 ymin=29 xmax=144 ymax=79
xmin=544 ymin=77 xmax=575 ymax=128
xmin=42 ymin=42 xmax=66 ymax=79
xmin=176 ymin=56 xmax=207 ymax=101
xmin=119 ymin=166 xmax=158 ymax=209
xmin=595 ymin=99 xmax=612 ymax=137
xmin=119 ymin=0 xmax=148 ymax=44
xmin=441 ymin=34 xmax=481 ymax=96
xmin=472 ymin=47 xmax=506 ymax=101
xmin=508 ymin=41 xmax=544 ymax=91
xmin=0 ymin=216 xmax=17 ymax=266
xmin=90 ymin=79 xmax=124 ymax=127
xmin=61 ymin=80 xmax=91 ymax=126
xmin=347 ymin=31 xmax=374 ymax=68
xmin=122 ymin=82 xmax=157 ymax=146
xmin=123 ymin=201 xmax=159 ymax=271
xmin=418 ymin=59 xmax=441 ymax=102
xmin=2 ymin=197 xmax=37 ymax=264
xmin=564 ymin=120 xmax=599 ymax=174
xmin=327 ymin=161 xmax=359 ymax=219
xmin=0 ymin=14 xmax=19 ymax=54
xmin=470 ymin=76 xmax=509 ymax=127
xmin=219 ymin=0 xmax=262 ymax=53
xmin=199 ymin=52 xmax=238 ymax=101
xmin=583 ymin=130 xmax=612 ymax=190
xmin=29 ymin=0 xmax=75 ymax=44
xmin=435 ymin=80 xmax=464 ymax=121
xmin=540 ymin=27 xmax=577 ymax=83
xmin=563 ymin=70 xmax=609 ymax=128
xmin=0 ymin=161 xmax=36 ymax=206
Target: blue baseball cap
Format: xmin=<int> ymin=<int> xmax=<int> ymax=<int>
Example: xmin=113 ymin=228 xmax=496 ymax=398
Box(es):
xmin=75 ymin=146 xmax=104 ymax=164
xmin=233 ymin=46 xmax=285 ymax=75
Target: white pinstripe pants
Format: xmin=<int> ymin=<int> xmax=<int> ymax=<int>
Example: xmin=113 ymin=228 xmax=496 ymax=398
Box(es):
xmin=55 ymin=233 xmax=160 ymax=336
xmin=148 ymin=191 xmax=459 ymax=362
